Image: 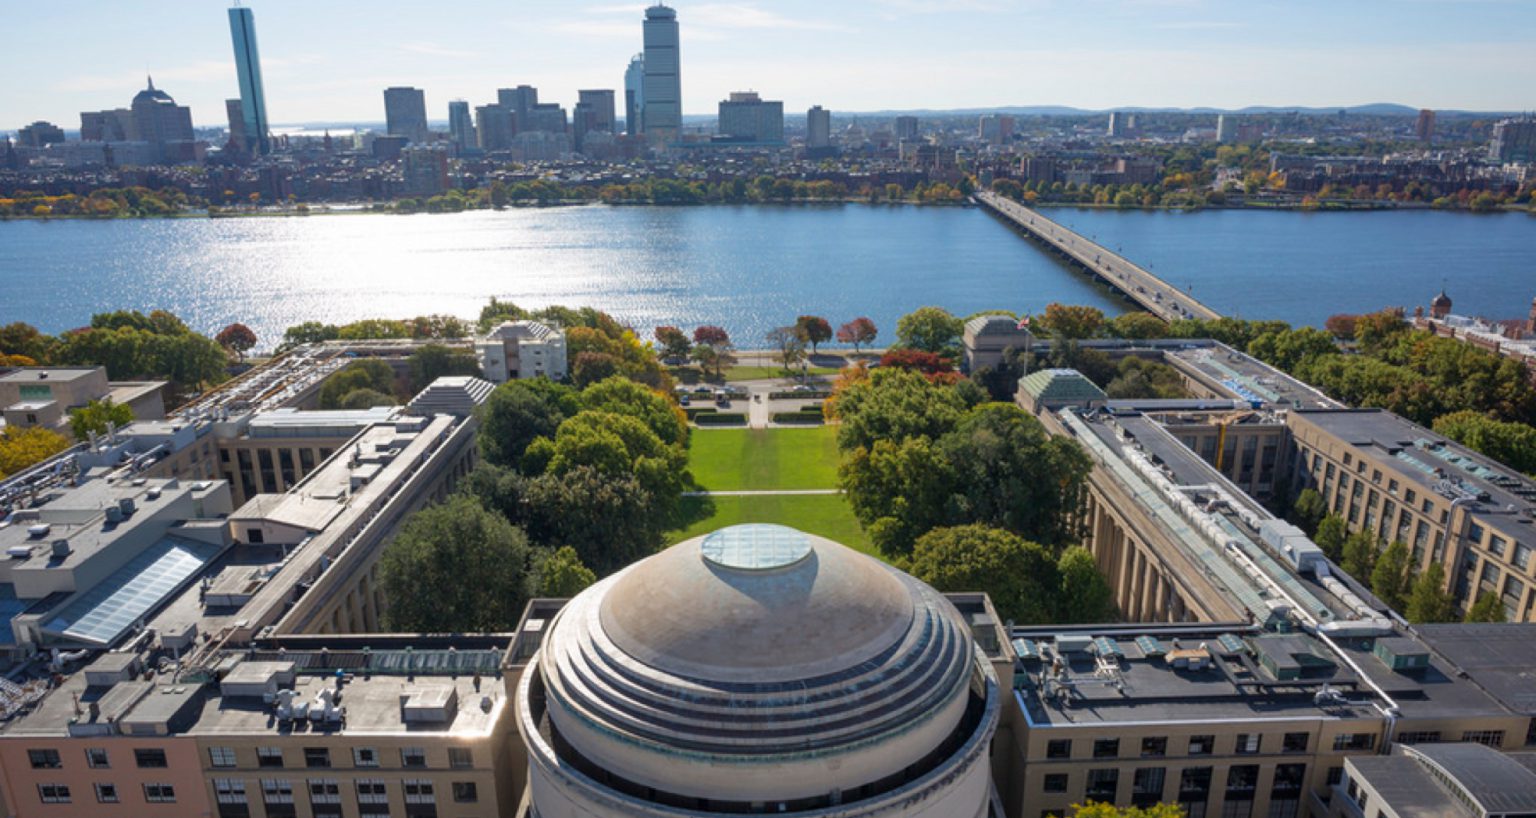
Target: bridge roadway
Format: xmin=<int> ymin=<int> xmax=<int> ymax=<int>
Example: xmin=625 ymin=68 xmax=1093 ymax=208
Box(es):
xmin=975 ymin=191 xmax=1222 ymax=323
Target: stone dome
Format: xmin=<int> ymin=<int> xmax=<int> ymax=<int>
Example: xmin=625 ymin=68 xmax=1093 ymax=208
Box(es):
xmin=523 ymin=525 xmax=996 ymax=813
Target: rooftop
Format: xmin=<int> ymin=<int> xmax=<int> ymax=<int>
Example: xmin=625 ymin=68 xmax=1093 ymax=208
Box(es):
xmin=1019 ymin=368 xmax=1106 ymax=404
xmin=0 ymin=367 xmax=102 ymax=385
xmin=1167 ymin=345 xmax=1342 ymax=410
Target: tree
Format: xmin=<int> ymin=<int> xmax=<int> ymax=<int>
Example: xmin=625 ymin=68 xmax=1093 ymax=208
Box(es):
xmin=1341 ymin=529 xmax=1379 ymax=582
xmin=477 ymin=379 xmax=579 ymax=469
xmin=378 ymin=494 xmax=534 ymax=632
xmin=905 ymin=525 xmax=1059 ymax=623
xmin=653 ymin=326 xmax=692 ymax=360
xmin=1104 ymin=357 xmax=1186 ymax=400
xmin=279 ymin=321 xmax=340 ymax=350
xmin=1352 ymin=307 xmax=1409 ymax=353
xmin=406 ymin=343 xmax=481 ymax=392
xmin=795 ymin=316 xmax=832 ymax=354
xmin=693 ymin=325 xmax=731 ymax=348
xmin=879 ymin=348 xmax=952 ymax=376
xmin=1465 ymin=592 xmax=1507 ymax=623
xmin=521 ymin=466 xmax=667 ymax=573
xmin=1314 ymin=515 xmax=1347 ymax=563
xmin=336 ymin=388 xmax=396 ymax=410
xmin=1246 ymin=327 xmax=1338 ymax=371
xmin=1324 ymin=314 xmax=1358 ymax=341
xmin=833 ymin=367 xmax=967 ymax=452
xmin=1056 ymin=546 xmax=1116 ymax=623
xmin=536 ymin=546 xmax=597 ymax=597
xmin=0 ymin=426 xmax=71 ymax=479
xmin=1370 ymin=541 xmax=1413 ymax=611
xmin=691 ymin=326 xmax=735 ymax=380
xmin=1433 ymin=411 xmax=1536 ymax=475
xmin=215 ymin=323 xmax=257 ymax=362
xmin=768 ymin=326 xmax=808 ymax=376
xmin=1108 ymin=312 xmax=1168 ymax=340
xmin=1036 ymin=303 xmax=1105 ymax=340
xmin=896 ymin=306 xmax=963 ymax=355
xmin=319 ymin=360 xmax=396 ymax=409
xmin=837 ymin=317 xmax=879 ymax=354
xmin=841 ymin=436 xmax=958 ymax=555
xmin=1291 ymin=488 xmax=1327 ymax=534
xmin=580 ymin=377 xmax=689 ymax=448
xmin=572 ymin=351 xmax=622 ymax=387
xmin=68 ymin=398 xmax=134 ymax=440
xmin=1072 ymin=804 xmax=1186 ymax=818
xmin=1405 ymin=562 xmax=1456 ymax=623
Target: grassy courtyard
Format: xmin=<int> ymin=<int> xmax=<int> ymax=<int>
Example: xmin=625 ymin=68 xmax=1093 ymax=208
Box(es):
xmin=686 ymin=426 xmax=841 ymax=491
xmin=669 ymin=425 xmax=876 ymax=557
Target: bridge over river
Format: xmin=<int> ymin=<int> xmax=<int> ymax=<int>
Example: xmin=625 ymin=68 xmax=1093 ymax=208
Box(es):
xmin=976 ymin=191 xmax=1222 ymax=323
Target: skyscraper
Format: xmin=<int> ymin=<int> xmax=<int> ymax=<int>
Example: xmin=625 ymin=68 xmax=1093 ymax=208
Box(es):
xmin=497 ymin=86 xmax=539 ymax=132
xmin=448 ymin=100 xmax=475 ymax=153
xmin=894 ymin=115 xmax=918 ymax=142
xmin=384 ymin=87 xmax=429 ymax=144
xmin=227 ymin=6 xmax=271 ymax=155
xmin=807 ymin=106 xmax=831 ymax=149
xmin=574 ymin=90 xmax=617 ymax=154
xmin=624 ymin=54 xmax=645 ymax=136
xmin=641 ymin=5 xmax=681 ymax=145
xmin=1215 ymin=114 xmax=1235 ymax=144
xmin=1415 ymin=109 xmax=1436 ymax=144
xmin=476 ymin=105 xmax=515 ymax=151
xmin=718 ymin=92 xmax=783 ymax=144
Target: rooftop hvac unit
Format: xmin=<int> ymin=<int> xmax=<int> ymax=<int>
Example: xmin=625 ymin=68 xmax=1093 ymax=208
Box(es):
xmin=51 ymin=539 xmax=71 ymax=558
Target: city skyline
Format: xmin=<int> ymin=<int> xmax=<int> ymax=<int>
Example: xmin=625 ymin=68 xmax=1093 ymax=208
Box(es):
xmin=4 ymin=0 xmax=1534 ymax=132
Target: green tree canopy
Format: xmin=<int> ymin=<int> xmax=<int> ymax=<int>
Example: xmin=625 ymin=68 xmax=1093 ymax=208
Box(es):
xmin=1432 ymin=410 xmax=1536 ymax=475
xmin=904 ymin=525 xmax=1058 ymax=624
xmin=895 ymin=306 xmax=964 ymax=355
xmin=1291 ymin=488 xmax=1327 ymax=534
xmin=579 ymin=377 xmax=689 ymax=449
xmin=536 ymin=546 xmax=597 ymax=597
xmin=1370 ymin=541 xmax=1413 ymax=611
xmin=336 ymin=388 xmax=396 ymax=410
xmin=406 ymin=343 xmax=481 ymax=392
xmin=477 ymin=378 xmax=578 ymax=469
xmin=1341 ymin=529 xmax=1379 ymax=581
xmin=834 ymin=367 xmax=967 ymax=452
xmin=68 ymin=398 xmax=134 ymax=440
xmin=1314 ymin=514 xmax=1347 ymax=563
xmin=379 ymin=494 xmax=534 ymax=632
xmin=319 ymin=359 xmax=397 ymax=409
xmin=1406 ymin=562 xmax=1457 ymax=624
xmin=1056 ymin=546 xmax=1117 ymax=623
xmin=1036 ymin=303 xmax=1106 ymax=340
xmin=1465 ymin=592 xmax=1507 ymax=623
xmin=0 ymin=426 xmax=72 ymax=479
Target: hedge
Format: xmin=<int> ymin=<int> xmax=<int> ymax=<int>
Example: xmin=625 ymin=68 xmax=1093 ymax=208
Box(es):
xmin=771 ymin=411 xmax=825 ymax=425
xmin=694 ymin=412 xmax=748 ymax=426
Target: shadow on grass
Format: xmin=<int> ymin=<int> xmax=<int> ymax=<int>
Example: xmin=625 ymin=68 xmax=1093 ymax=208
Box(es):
xmin=675 ymin=494 xmax=718 ymax=530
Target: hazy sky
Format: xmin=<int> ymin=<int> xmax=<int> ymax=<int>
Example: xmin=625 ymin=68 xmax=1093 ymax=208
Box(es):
xmin=5 ymin=0 xmax=1533 ymax=131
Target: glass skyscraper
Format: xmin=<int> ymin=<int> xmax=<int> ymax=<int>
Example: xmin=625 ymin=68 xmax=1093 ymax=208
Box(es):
xmin=227 ymin=6 xmax=271 ymax=155
xmin=641 ymin=5 xmax=681 ymax=145
xmin=624 ymin=54 xmax=645 ymax=136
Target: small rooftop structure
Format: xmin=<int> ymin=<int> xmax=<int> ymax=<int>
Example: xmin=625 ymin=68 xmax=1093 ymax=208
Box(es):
xmin=476 ymin=320 xmax=567 ymax=383
xmin=1016 ymin=368 xmax=1106 ymax=414
xmin=404 ymin=376 xmax=494 ymax=418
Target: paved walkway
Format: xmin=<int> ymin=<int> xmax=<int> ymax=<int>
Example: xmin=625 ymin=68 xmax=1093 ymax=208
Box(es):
xmin=683 ymin=489 xmax=841 ymax=497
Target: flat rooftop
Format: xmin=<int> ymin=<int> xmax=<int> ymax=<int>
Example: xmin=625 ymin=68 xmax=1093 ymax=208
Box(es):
xmin=0 ymin=367 xmax=101 ymax=385
xmin=1167 ymin=346 xmax=1343 ymax=410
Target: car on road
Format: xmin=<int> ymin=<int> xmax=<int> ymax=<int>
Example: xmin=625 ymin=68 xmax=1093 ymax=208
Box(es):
xmin=679 ymin=394 xmax=691 ymax=407
xmin=693 ymin=385 xmax=713 ymax=395
xmin=714 ymin=389 xmax=730 ymax=407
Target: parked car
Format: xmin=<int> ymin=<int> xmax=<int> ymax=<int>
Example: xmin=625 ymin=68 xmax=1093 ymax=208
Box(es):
xmin=714 ymin=389 xmax=730 ymax=406
xmin=679 ymin=395 xmax=691 ymax=406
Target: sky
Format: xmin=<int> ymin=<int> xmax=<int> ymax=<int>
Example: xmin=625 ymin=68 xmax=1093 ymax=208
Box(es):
xmin=4 ymin=0 xmax=1534 ymax=131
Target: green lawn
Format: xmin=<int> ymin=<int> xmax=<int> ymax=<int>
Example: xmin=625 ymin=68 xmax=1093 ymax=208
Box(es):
xmin=722 ymin=365 xmax=841 ymax=382
xmin=666 ymin=494 xmax=877 ymax=558
xmin=687 ymin=426 xmax=841 ymax=491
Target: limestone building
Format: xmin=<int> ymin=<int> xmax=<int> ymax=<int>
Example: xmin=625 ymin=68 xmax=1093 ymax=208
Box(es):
xmin=475 ymin=321 xmax=567 ymax=383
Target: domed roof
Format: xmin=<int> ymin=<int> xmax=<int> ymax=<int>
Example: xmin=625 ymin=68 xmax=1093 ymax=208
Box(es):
xmin=535 ymin=525 xmax=979 ymax=802
xmin=1432 ymin=289 xmax=1452 ymax=307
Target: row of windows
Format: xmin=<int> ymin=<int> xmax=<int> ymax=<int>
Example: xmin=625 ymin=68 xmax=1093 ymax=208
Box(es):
xmin=212 ymin=778 xmax=479 ymax=806
xmin=37 ymin=783 xmax=174 ymax=804
xmin=1041 ymin=763 xmax=1310 ymax=812
xmin=1046 ymin=732 xmax=1319 ymax=760
xmin=207 ymin=746 xmax=474 ymax=770
xmin=29 ymin=747 xmax=166 ymax=770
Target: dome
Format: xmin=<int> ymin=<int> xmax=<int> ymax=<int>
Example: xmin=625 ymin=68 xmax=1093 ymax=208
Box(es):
xmin=1431 ymin=290 xmax=1452 ymax=308
xmin=520 ymin=525 xmax=999 ymax=816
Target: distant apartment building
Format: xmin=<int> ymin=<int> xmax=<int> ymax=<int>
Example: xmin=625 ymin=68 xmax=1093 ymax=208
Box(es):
xmin=894 ymin=115 xmax=919 ymax=142
xmin=383 ymin=86 xmax=429 ymax=144
xmin=1489 ymin=117 xmax=1536 ymax=163
xmin=401 ymin=146 xmax=449 ymax=196
xmin=448 ymin=100 xmax=476 ymax=153
xmin=717 ymin=91 xmax=783 ymax=144
xmin=1216 ymin=114 xmax=1236 ymax=144
xmin=1415 ymin=108 xmax=1436 ymax=144
xmin=522 ymin=103 xmax=568 ymax=136
xmin=641 ymin=5 xmax=682 ymax=145
xmin=806 ymin=105 xmax=832 ymax=149
xmin=475 ymin=322 xmax=567 ymax=383
xmin=497 ymin=85 xmax=538 ymax=131
xmin=15 ymin=122 xmax=63 ymax=149
xmin=475 ymin=105 xmax=515 ymax=151
xmin=574 ymin=89 xmax=616 ymax=152
xmin=979 ymin=113 xmax=1015 ymax=146
xmin=1108 ymin=110 xmax=1130 ymax=137
xmin=223 ymin=99 xmax=246 ymax=153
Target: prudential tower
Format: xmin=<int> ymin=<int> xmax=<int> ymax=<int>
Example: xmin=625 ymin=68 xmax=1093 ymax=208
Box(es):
xmin=641 ymin=5 xmax=681 ymax=147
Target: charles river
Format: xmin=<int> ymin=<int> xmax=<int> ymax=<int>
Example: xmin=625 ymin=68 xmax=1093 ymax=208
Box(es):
xmin=1 ymin=204 xmax=1532 ymax=349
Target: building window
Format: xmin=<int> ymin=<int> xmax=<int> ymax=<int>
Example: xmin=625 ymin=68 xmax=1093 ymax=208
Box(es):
xmin=28 ymin=749 xmax=62 ymax=769
xmin=85 ymin=748 xmax=109 ymax=768
xmin=304 ymin=747 xmax=331 ymax=768
xmin=1282 ymin=732 xmax=1309 ymax=753
xmin=1179 ymin=767 xmax=1213 ymax=818
xmin=37 ymin=784 xmax=70 ymax=804
xmin=135 ymin=748 xmax=168 ymax=768
xmin=1086 ymin=769 xmax=1119 ymax=801
xmin=1043 ymin=774 xmax=1068 ymax=794
xmin=95 ymin=783 xmax=118 ymax=803
xmin=1093 ymin=738 xmax=1119 ymax=759
xmin=215 ymin=778 xmax=248 ymax=803
xmin=353 ymin=747 xmax=379 ymax=768
xmin=144 ymin=783 xmax=176 ymax=803
xmin=1469 ymin=522 xmax=1486 ymax=543
xmin=1333 ymin=733 xmax=1376 ymax=752
xmin=257 ymin=747 xmax=284 ymax=767
xmin=401 ymin=746 xmax=428 ymax=767
xmin=1132 ymin=767 xmax=1166 ymax=807
xmin=310 ymin=779 xmax=342 ymax=803
xmin=1268 ymin=763 xmax=1305 ymax=818
xmin=1189 ymin=735 xmax=1215 ymax=755
xmin=1141 ymin=736 xmax=1167 ymax=757
xmin=356 ymin=779 xmax=389 ymax=816
xmin=1223 ymin=765 xmax=1259 ymax=818
xmin=209 ymin=746 xmax=238 ymax=768
xmin=403 ymin=779 xmax=435 ymax=803
xmin=1514 ymin=543 xmax=1532 ymax=572
xmin=1046 ymin=739 xmax=1072 ymax=759
xmin=1235 ymin=733 xmax=1261 ymax=754
xmin=1461 ymin=730 xmax=1505 ymax=747
xmin=448 ymin=747 xmax=473 ymax=769
xmin=1396 ymin=731 xmax=1441 ymax=745
xmin=1326 ymin=766 xmax=1344 ymax=786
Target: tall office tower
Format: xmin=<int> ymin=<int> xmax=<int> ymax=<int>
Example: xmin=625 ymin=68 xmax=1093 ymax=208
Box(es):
xmin=1415 ymin=109 xmax=1436 ymax=144
xmin=1107 ymin=111 xmax=1127 ymax=137
xmin=475 ymin=105 xmax=515 ymax=151
xmin=577 ymin=90 xmax=617 ymax=133
xmin=497 ymin=85 xmax=539 ymax=132
xmin=641 ymin=5 xmax=682 ymax=145
xmin=807 ymin=106 xmax=831 ymax=149
xmin=228 ymin=6 xmax=271 ymax=154
xmin=402 ymin=146 xmax=449 ymax=196
xmin=718 ymin=92 xmax=783 ymax=144
xmin=978 ymin=114 xmax=1013 ymax=146
xmin=224 ymin=99 xmax=247 ymax=151
xmin=383 ymin=86 xmax=429 ymax=144
xmin=1215 ymin=114 xmax=1236 ymax=144
xmin=128 ymin=77 xmax=196 ymax=162
xmin=1489 ymin=118 xmax=1536 ymax=163
xmin=524 ymin=103 xmax=568 ymax=134
xmin=624 ymin=53 xmax=645 ymax=135
xmin=448 ymin=100 xmax=476 ymax=152
xmin=894 ymin=115 xmax=918 ymax=142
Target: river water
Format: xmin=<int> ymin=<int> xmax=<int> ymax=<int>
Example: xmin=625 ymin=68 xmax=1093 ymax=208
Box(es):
xmin=1 ymin=204 xmax=1530 ymax=348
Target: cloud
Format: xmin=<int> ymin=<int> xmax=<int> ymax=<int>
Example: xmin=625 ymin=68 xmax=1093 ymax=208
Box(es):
xmin=400 ymin=42 xmax=480 ymax=59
